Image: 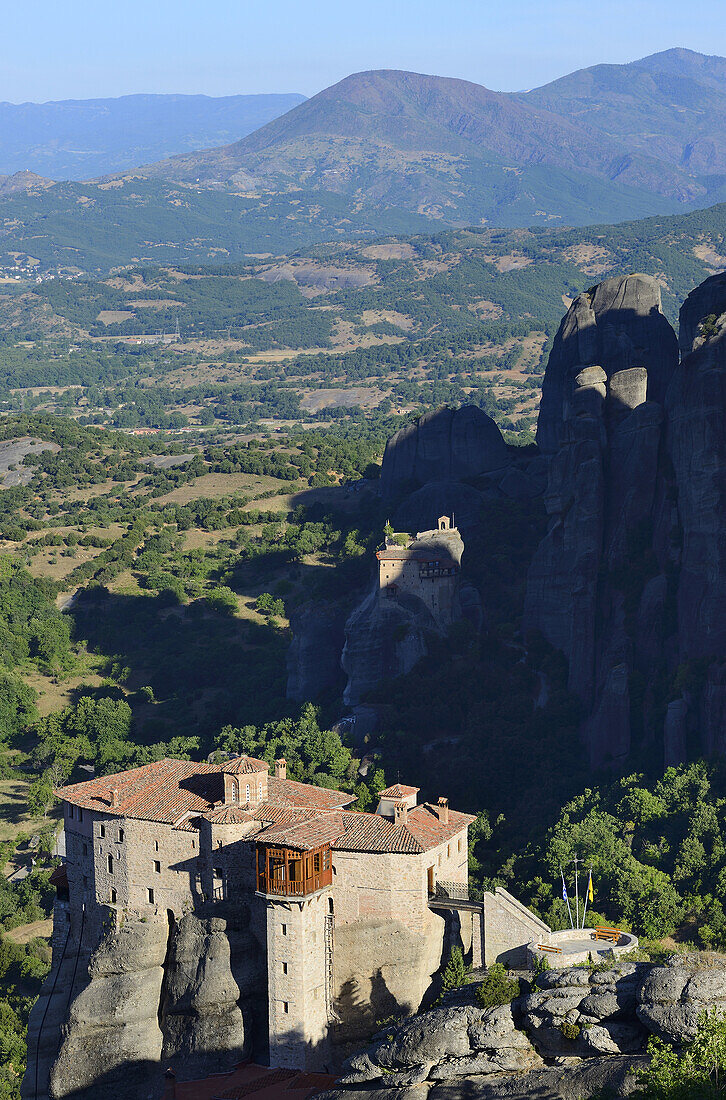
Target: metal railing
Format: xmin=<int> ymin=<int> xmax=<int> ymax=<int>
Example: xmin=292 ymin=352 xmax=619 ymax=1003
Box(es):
xmin=432 ymin=880 xmax=470 ymax=902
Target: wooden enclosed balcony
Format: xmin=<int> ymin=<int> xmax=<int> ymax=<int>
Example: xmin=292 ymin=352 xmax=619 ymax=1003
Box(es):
xmin=256 ymin=843 xmax=332 ymax=898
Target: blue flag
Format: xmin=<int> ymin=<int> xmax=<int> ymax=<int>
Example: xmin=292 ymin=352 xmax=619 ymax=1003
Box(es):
xmin=562 ymin=882 xmax=568 ymax=901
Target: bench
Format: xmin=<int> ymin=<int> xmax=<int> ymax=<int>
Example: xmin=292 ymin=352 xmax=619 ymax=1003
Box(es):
xmin=536 ymin=944 xmax=562 ymax=954
xmin=594 ymin=927 xmax=621 ymax=943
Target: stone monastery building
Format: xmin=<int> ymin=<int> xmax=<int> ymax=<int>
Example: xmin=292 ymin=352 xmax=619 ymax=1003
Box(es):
xmin=54 ymin=755 xmax=474 ymax=1070
xmin=376 ymin=516 xmax=463 ymax=629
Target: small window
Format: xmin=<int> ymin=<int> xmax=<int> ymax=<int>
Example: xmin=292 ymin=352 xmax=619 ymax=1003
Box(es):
xmin=458 ymin=837 xmax=462 ymax=853
xmin=245 ymin=783 xmax=250 ymax=803
xmin=447 ymin=844 xmax=451 ymax=859
xmin=258 ymin=782 xmax=263 ymax=799
xmin=282 ymin=962 xmax=288 ymax=975
xmin=83 ymin=843 xmax=88 ymax=857
xmin=78 ymin=809 xmax=83 ymax=823
xmin=191 ymin=839 xmax=195 ymax=849
xmin=281 ymin=923 xmax=287 ymax=936
xmin=147 ymin=888 xmax=155 ymax=904
xmin=68 ymin=805 xmax=74 ymax=819
xmin=313 ymin=852 xmax=321 ymax=874
xmin=82 ymin=875 xmax=88 ymax=888
xmin=110 ymin=888 xmax=117 ymax=904
xmin=118 ymin=829 xmax=124 ymax=843
xmin=107 ymin=854 xmax=114 ymax=874
xmin=282 ymin=1001 xmax=289 ymax=1014
xmin=154 ymin=840 xmax=159 ymax=852
xmin=153 ymin=861 xmax=161 ymax=874
xmin=99 ymin=824 xmax=105 ymax=838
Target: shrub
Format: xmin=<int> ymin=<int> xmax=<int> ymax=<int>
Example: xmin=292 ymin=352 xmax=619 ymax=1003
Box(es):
xmin=475 ymin=963 xmax=520 ymax=1008
xmin=440 ymin=947 xmax=469 ymax=995
xmin=559 ymin=1020 xmax=580 ymax=1040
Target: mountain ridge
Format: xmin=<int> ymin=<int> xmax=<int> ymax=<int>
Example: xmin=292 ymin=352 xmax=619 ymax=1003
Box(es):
xmin=0 ymin=92 xmax=306 ymax=181
xmin=125 ymin=49 xmax=726 ymax=228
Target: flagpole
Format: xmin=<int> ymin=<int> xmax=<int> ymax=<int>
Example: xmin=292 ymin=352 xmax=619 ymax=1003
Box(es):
xmin=560 ymin=866 xmax=574 ymax=929
xmin=573 ymin=856 xmax=580 ymax=931
xmin=582 ymin=868 xmax=592 ymax=929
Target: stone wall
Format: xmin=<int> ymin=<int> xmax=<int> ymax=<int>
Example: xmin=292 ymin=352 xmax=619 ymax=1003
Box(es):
xmin=483 ymin=887 xmax=550 ymax=967
xmin=266 ymin=892 xmax=331 ymax=1070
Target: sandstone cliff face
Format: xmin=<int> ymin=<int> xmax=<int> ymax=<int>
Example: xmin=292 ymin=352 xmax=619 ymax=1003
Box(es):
xmin=341 ymin=588 xmax=436 ymax=707
xmin=25 ymin=907 xmax=264 ymax=1100
xmin=666 ymin=273 xmax=726 ymax=755
xmin=525 ymin=275 xmax=680 ymax=765
xmin=536 ymin=274 xmax=679 ymax=455
xmin=286 ymin=605 xmax=347 ymax=702
xmin=380 ymin=406 xmax=510 ymax=499
xmin=523 ymin=271 xmax=726 ymax=767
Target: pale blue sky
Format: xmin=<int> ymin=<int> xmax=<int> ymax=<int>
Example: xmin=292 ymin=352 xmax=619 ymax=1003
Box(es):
xmin=5 ymin=0 xmax=726 ymax=103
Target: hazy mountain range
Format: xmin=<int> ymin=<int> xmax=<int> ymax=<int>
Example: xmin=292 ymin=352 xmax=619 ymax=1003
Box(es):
xmin=0 ymin=93 xmax=305 ymax=180
xmin=3 ymin=48 xmax=726 ymax=244
xmin=131 ymin=48 xmax=726 ymax=227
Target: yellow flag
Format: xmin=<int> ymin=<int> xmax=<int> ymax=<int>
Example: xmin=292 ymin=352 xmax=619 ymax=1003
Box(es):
xmin=588 ymin=874 xmax=594 ymax=903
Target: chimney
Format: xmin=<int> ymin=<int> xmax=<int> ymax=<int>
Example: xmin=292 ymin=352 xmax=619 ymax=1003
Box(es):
xmin=109 ymin=787 xmax=120 ymax=809
xmin=437 ymin=797 xmax=449 ymax=825
xmin=163 ymin=1068 xmax=176 ymax=1100
xmin=394 ymin=802 xmax=408 ymax=826
xmin=274 ymin=758 xmax=287 ymax=781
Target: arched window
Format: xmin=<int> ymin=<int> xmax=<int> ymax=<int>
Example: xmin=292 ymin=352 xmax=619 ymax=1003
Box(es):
xmin=231 ymin=780 xmax=239 ymax=802
xmin=258 ymin=782 xmax=263 ymax=800
xmin=245 ymin=783 xmax=250 ymax=803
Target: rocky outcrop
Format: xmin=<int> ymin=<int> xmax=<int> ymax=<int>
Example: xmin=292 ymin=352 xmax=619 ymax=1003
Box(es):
xmin=161 ymin=909 xmax=263 ymax=1078
xmin=636 ymin=954 xmax=726 ymax=1044
xmin=519 ymin=964 xmax=649 ymax=1058
xmin=381 ymin=406 xmax=510 ymax=499
xmin=524 ymin=272 xmax=726 ymax=766
xmin=666 ymin=272 xmax=726 ymax=754
xmin=41 ymin=918 xmax=169 ymax=1100
xmin=341 ymin=588 xmax=433 ymax=706
xmin=321 ymin=957 xmax=726 ymax=1100
xmin=536 ymin=274 xmax=678 ymax=455
xmin=337 ymin=1003 xmax=543 ymax=1086
xmin=286 ymin=605 xmax=347 ymax=702
xmin=25 ymin=907 xmax=264 ymax=1100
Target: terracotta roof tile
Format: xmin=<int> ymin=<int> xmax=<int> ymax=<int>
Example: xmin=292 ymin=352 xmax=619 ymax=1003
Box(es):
xmin=257 ymin=814 xmax=346 ymax=851
xmin=405 ymin=803 xmax=476 ymax=849
xmin=378 ymin=783 xmax=419 ymax=798
xmin=56 ymin=760 xmax=223 ymax=823
xmin=265 ymin=776 xmax=356 ymax=811
xmin=221 ymin=755 xmax=269 ymax=775
xmin=205 ymin=805 xmax=256 ymax=825
xmin=57 ymin=761 xmax=355 ymax=825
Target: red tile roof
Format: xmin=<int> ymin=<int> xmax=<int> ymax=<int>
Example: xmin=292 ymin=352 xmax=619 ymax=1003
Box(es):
xmin=205 ymin=805 xmax=256 ymax=825
xmin=256 ymin=804 xmax=474 ymax=855
xmin=265 ymin=776 xmax=356 ymax=811
xmin=221 ymin=755 xmax=269 ymax=775
xmin=171 ymin=1061 xmax=336 ymax=1100
xmin=56 ymin=760 xmax=223 ymax=823
xmin=378 ymin=783 xmax=419 ymax=799
xmin=56 ymin=761 xmax=353 ymax=825
xmin=257 ymin=814 xmax=346 ymax=851
xmin=55 ymin=762 xmax=472 ymax=854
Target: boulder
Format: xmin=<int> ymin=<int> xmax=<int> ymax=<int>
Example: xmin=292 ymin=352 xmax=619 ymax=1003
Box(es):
xmin=381 ymin=406 xmax=510 ymax=498
xmin=537 ymin=274 xmax=679 ymax=454
xmin=637 ymin=958 xmax=726 ymax=1044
